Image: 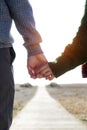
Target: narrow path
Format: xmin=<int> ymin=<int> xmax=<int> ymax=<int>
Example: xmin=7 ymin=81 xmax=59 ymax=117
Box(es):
xmin=10 ymin=86 xmax=87 ymax=130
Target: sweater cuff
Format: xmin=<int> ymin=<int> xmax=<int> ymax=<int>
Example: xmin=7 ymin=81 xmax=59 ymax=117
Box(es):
xmin=48 ymin=58 xmax=79 ymax=78
xmin=48 ymin=62 xmax=62 ymax=78
xmin=24 ymin=43 xmax=43 ymax=56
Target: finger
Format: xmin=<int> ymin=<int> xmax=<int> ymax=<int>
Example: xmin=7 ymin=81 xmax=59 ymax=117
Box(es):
xmin=35 ymin=63 xmax=49 ymax=74
xmin=43 ymin=70 xmax=52 ymax=76
xmin=28 ymin=66 xmax=37 ymax=79
xmin=38 ymin=68 xmax=54 ymax=80
xmin=28 ymin=67 xmax=44 ymax=79
xmin=38 ymin=67 xmax=52 ymax=77
xmin=30 ymin=75 xmax=37 ymax=79
xmin=36 ymin=74 xmax=43 ymax=78
xmin=46 ymin=74 xmax=54 ymax=80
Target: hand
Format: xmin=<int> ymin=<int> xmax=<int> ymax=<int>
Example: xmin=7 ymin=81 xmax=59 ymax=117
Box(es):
xmin=27 ymin=53 xmax=47 ymax=79
xmin=27 ymin=53 xmax=54 ymax=80
xmin=35 ymin=63 xmax=54 ymax=80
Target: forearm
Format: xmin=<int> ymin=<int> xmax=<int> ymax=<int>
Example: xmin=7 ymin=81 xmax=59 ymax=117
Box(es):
xmin=49 ymin=41 xmax=87 ymax=77
xmin=5 ymin=0 xmax=42 ymax=55
xmin=49 ymin=1 xmax=87 ymax=77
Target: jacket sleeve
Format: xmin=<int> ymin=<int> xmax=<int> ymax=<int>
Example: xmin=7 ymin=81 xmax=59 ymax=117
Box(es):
xmin=5 ymin=0 xmax=43 ymax=56
xmin=49 ymin=0 xmax=87 ymax=77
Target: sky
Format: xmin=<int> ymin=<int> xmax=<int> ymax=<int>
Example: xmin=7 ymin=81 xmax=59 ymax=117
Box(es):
xmin=12 ymin=0 xmax=87 ymax=86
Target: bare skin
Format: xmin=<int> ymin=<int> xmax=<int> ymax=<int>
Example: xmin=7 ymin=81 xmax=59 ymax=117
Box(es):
xmin=27 ymin=53 xmax=54 ymax=80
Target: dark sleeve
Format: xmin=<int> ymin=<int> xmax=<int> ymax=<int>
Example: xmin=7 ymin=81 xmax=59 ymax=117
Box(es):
xmin=49 ymin=0 xmax=87 ymax=78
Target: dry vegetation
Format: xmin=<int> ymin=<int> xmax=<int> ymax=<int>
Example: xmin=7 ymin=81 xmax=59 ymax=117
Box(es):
xmin=13 ymin=83 xmax=37 ymax=117
xmin=46 ymin=83 xmax=87 ymax=126
xmin=13 ymin=83 xmax=87 ymax=127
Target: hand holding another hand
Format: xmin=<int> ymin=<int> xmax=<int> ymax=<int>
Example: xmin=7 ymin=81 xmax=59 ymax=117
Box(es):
xmin=27 ymin=53 xmax=54 ymax=80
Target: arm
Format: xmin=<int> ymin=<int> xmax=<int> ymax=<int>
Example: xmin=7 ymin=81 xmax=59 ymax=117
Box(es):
xmin=5 ymin=0 xmax=54 ymax=80
xmin=49 ymin=0 xmax=87 ymax=77
xmin=5 ymin=0 xmax=42 ymax=55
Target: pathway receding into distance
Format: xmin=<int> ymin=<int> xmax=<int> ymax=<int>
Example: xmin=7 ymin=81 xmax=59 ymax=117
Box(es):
xmin=10 ymin=86 xmax=87 ymax=130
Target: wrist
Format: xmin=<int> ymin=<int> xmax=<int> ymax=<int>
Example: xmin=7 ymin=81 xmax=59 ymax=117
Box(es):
xmin=26 ymin=44 xmax=43 ymax=57
xmin=25 ymin=44 xmax=43 ymax=57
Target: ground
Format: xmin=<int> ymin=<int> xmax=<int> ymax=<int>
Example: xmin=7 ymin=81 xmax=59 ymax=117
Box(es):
xmin=46 ymin=83 xmax=87 ymax=126
xmin=13 ymin=83 xmax=37 ymax=116
xmin=13 ymin=83 xmax=87 ymax=126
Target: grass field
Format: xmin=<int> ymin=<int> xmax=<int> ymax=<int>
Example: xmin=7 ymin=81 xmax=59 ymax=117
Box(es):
xmin=46 ymin=83 xmax=87 ymax=126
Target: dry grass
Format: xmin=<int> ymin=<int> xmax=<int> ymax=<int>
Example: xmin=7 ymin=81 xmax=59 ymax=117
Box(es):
xmin=13 ymin=83 xmax=37 ymax=117
xmin=13 ymin=101 xmax=26 ymax=116
xmin=13 ymin=83 xmax=87 ymax=126
xmin=46 ymin=83 xmax=87 ymax=126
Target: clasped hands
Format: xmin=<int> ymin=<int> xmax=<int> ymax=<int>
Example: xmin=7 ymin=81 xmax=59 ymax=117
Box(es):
xmin=27 ymin=53 xmax=54 ymax=80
